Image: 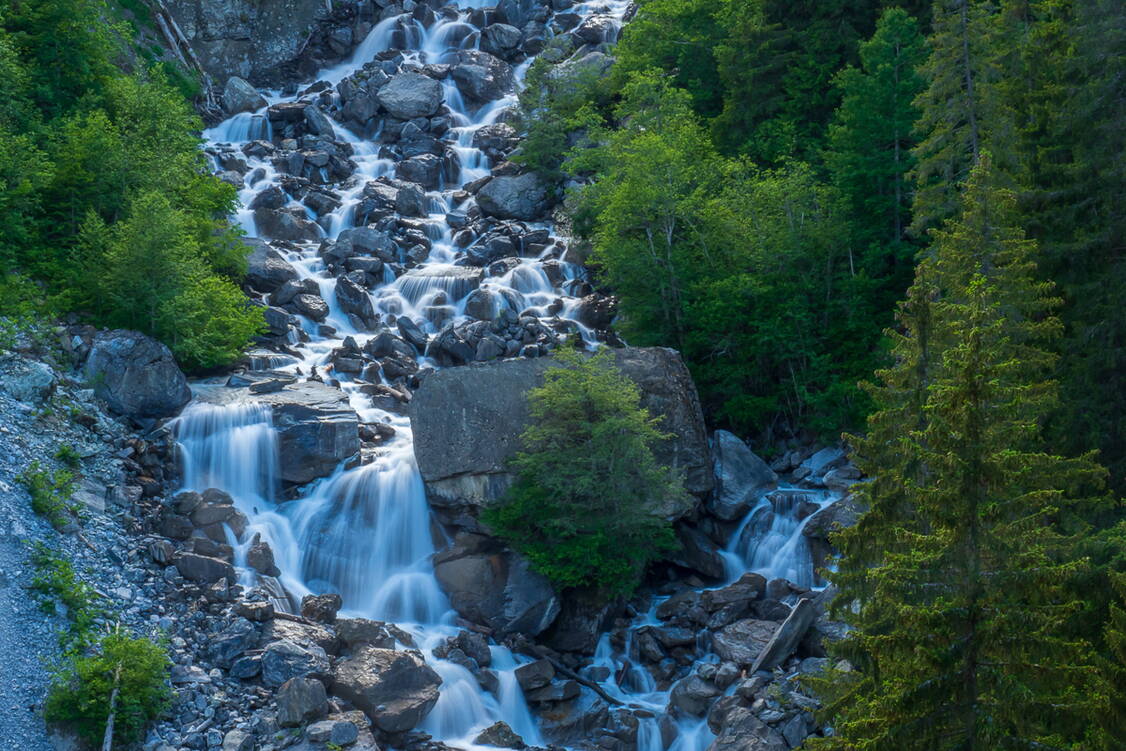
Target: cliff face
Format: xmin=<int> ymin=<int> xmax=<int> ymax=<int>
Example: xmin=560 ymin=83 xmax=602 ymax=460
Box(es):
xmin=165 ymin=0 xmax=369 ymax=87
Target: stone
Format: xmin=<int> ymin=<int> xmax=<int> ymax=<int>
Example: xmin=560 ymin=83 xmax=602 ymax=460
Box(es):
xmin=247 ymin=536 xmax=281 ymax=576
xmin=750 ymin=598 xmax=818 ymax=673
xmin=514 ymin=659 xmax=555 ymax=691
xmin=221 ymin=729 xmax=253 ymax=751
xmin=710 ymin=430 xmax=777 ymax=521
xmin=293 ymin=293 xmax=330 ymax=322
xmin=336 ymin=618 xmax=396 ymax=649
xmin=336 ymin=272 xmax=376 ymax=326
xmin=276 ymin=677 xmax=328 ymax=727
xmin=304 ymin=104 xmax=336 ymax=138
xmin=0 ymin=357 xmax=56 ymax=402
xmin=301 ymin=593 xmax=343 ymax=623
xmin=174 ymin=552 xmax=235 ymax=585
xmin=473 ymin=720 xmax=525 ymax=748
xmin=669 ymin=674 xmax=722 ymax=716
xmin=410 ymin=347 xmax=711 ymax=515
xmin=222 ymin=76 xmax=267 ymax=114
xmin=672 ymin=523 xmax=727 ymax=580
xmin=395 ymin=153 xmax=443 ymax=190
xmin=377 ymin=72 xmax=443 ymax=119
xmin=711 ymin=619 xmax=778 ymax=667
xmin=330 ymin=645 xmax=442 ymax=734
xmin=397 ymin=316 xmax=429 ymax=352
xmin=701 ymin=572 xmax=767 ymax=611
xmin=475 ymin=173 xmax=551 ymax=221
xmin=802 ymin=446 xmax=847 ymax=476
xmin=707 ymin=706 xmax=787 ymax=751
xmin=208 ymin=618 xmax=259 ymax=667
xmin=262 ymin=639 xmax=331 ymax=687
xmin=481 ymin=23 xmax=522 ymax=56
xmin=85 ymin=330 xmax=191 ymax=418
xmin=451 ymin=50 xmax=516 ymax=104
xmin=245 ymin=238 xmax=299 ymax=291
xmin=260 ymin=618 xmax=339 ymax=654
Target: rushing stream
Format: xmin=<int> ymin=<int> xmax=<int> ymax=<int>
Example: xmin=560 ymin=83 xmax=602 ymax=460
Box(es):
xmin=175 ymin=3 xmax=837 ymax=748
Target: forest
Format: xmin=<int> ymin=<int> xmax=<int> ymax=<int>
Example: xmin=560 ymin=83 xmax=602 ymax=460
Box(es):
xmin=0 ymin=0 xmax=1123 ymax=748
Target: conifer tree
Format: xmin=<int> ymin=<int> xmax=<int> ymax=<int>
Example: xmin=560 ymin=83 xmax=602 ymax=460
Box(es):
xmin=812 ymin=155 xmax=1106 ymax=750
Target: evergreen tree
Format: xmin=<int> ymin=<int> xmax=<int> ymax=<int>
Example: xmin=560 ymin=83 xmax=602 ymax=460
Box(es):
xmin=826 ymin=7 xmax=927 ymax=313
xmin=812 ymin=156 xmax=1106 ymax=750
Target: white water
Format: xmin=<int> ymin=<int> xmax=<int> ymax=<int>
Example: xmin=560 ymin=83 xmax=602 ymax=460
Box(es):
xmin=180 ymin=2 xmax=833 ymax=748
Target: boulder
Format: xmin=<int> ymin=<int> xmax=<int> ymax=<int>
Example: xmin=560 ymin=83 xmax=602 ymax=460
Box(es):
xmin=474 ymin=721 xmax=525 ymax=749
xmin=410 ymin=347 xmax=711 ymax=516
xmin=276 ymin=677 xmax=328 ymax=727
xmin=669 ymin=674 xmax=722 ymax=717
xmin=301 ymin=593 xmax=343 ymax=623
xmin=85 ymin=330 xmax=191 ymax=418
xmin=481 ymin=23 xmax=522 ymax=56
xmin=262 ymin=639 xmax=331 ymax=687
xmin=173 ymin=551 xmax=235 ymax=584
xmin=712 ymin=619 xmax=778 ymax=667
xmin=395 ymin=153 xmax=443 ymax=190
xmin=514 ymin=659 xmax=555 ymax=691
xmin=710 ymin=430 xmax=777 ymax=521
xmin=672 ymin=523 xmax=727 ymax=580
xmin=222 ymin=76 xmax=267 ymax=114
xmin=433 ymin=533 xmax=560 ymax=637
xmin=245 ymin=239 xmax=299 ymax=291
xmin=749 ymin=598 xmax=817 ymax=672
xmin=377 ymin=72 xmax=443 ymax=119
xmin=335 ymin=272 xmax=376 ymax=327
xmin=208 ymin=618 xmax=259 ymax=667
xmin=451 ymin=50 xmax=516 ymax=104
xmin=330 ymin=645 xmax=441 ymax=734
xmin=707 ymin=706 xmax=787 ymax=751
xmin=0 ymin=357 xmax=56 ymax=402
xmin=475 ymin=173 xmax=551 ymax=221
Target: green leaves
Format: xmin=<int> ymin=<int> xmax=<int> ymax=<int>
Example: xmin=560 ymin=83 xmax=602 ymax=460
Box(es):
xmin=481 ymin=348 xmax=683 ymax=596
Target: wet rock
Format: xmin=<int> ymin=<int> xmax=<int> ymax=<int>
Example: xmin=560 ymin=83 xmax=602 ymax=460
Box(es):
xmin=712 ymin=619 xmax=778 ymax=667
xmin=474 ymin=721 xmax=525 ymax=749
xmin=397 ymin=316 xmax=429 ymax=352
xmin=173 ymin=551 xmax=235 ymax=584
xmin=262 ymin=639 xmax=331 ymax=687
xmin=223 ymin=76 xmax=267 ymax=114
xmin=701 ymin=572 xmax=767 ymax=612
xmin=672 ymin=524 xmax=726 ymax=580
xmin=293 ymin=293 xmax=330 ymax=322
xmin=750 ymin=598 xmax=817 ymax=672
xmin=571 ymin=14 xmax=618 ymax=45
xmin=276 ymin=676 xmax=329 ymax=727
xmin=208 ymin=618 xmax=260 ymax=667
xmin=85 ymin=330 xmax=191 ymax=418
xmin=247 ymin=535 xmax=281 ymax=576
xmin=451 ymin=50 xmax=516 ymax=104
xmin=330 ymin=645 xmax=441 ymax=733
xmin=475 ymin=173 xmax=551 ymax=221
xmin=669 ymin=674 xmax=722 ymax=717
xmin=261 ymin=618 xmax=340 ymax=655
xmin=304 ymin=103 xmax=336 ymax=138
xmin=336 ymin=618 xmax=396 ymax=649
xmin=433 ymin=533 xmax=560 ymax=637
xmin=335 ymin=271 xmax=377 ymax=327
xmin=572 ymin=293 xmax=617 ymax=330
xmin=301 ymin=593 xmax=343 ymax=623
xmin=481 ymin=23 xmax=523 ymax=58
xmin=707 ymin=706 xmax=787 ymax=751
xmin=256 ymin=206 xmax=322 ymax=241
xmin=378 ymin=72 xmax=443 ymax=118
xmin=396 ymin=153 xmax=443 ymax=190
xmin=710 ymin=430 xmax=777 ymax=521
xmin=514 ymin=659 xmax=555 ymax=691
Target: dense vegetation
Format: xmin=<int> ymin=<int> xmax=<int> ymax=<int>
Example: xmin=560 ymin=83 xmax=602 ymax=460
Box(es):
xmin=482 ymin=348 xmax=684 ymax=594
xmin=0 ymin=0 xmax=262 ymax=370
xmin=517 ymin=0 xmax=1126 ymax=744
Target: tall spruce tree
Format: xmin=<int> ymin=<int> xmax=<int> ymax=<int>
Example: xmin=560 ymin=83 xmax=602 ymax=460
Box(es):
xmin=811 ymin=156 xmax=1106 ymax=750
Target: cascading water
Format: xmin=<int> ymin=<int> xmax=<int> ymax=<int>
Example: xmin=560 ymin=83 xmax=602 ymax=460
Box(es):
xmin=176 ymin=2 xmax=837 ymax=748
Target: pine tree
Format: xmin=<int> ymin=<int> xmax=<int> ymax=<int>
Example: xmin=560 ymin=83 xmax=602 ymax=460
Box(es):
xmin=911 ymin=0 xmax=1012 ymax=235
xmin=812 ymin=156 xmax=1106 ymax=750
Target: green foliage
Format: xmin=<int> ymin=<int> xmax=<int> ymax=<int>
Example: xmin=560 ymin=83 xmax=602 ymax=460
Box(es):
xmin=54 ymin=443 xmax=82 ymax=469
xmin=29 ymin=543 xmax=103 ymax=651
xmin=481 ymin=348 xmax=684 ymax=595
xmin=811 ymin=157 xmax=1108 ymax=750
xmin=0 ymin=1 xmax=258 ymax=371
xmin=18 ymin=460 xmax=77 ymax=530
xmin=44 ymin=626 xmax=171 ymax=747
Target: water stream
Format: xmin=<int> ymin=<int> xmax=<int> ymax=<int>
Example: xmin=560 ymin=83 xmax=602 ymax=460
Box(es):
xmin=176 ymin=3 xmax=835 ymax=748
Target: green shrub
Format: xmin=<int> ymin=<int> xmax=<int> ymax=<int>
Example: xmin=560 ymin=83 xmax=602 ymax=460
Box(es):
xmin=54 ymin=443 xmax=82 ymax=468
xmin=29 ymin=543 xmax=102 ymax=650
xmin=18 ymin=460 xmax=77 ymax=529
xmin=44 ymin=626 xmax=171 ymax=747
xmin=481 ymin=348 xmax=684 ymax=595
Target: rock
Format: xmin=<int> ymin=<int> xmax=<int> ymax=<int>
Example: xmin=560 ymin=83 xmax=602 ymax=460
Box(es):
xmin=514 ymin=659 xmax=555 ymax=691
xmin=0 ymin=357 xmax=56 ymax=402
xmin=301 ymin=593 xmax=343 ymax=623
xmin=247 ymin=536 xmax=281 ymax=576
xmin=475 ymin=173 xmax=551 ymax=221
xmin=208 ymin=618 xmax=259 ymax=666
xmin=410 ymin=347 xmax=711 ymax=515
xmin=750 ymin=598 xmax=817 ymax=673
xmin=304 ymin=103 xmax=336 ymax=138
xmin=245 ymin=238 xmax=299 ymax=291
xmin=711 ymin=619 xmax=778 ymax=667
xmin=276 ymin=676 xmax=328 ymax=727
xmin=397 ymin=316 xmax=429 ymax=351
xmin=572 ymin=293 xmax=617 ymax=330
xmin=701 ymin=572 xmax=766 ymax=611
xmin=85 ymin=330 xmax=191 ymax=418
xmin=672 ymin=524 xmax=727 ymax=580
xmin=330 ymin=645 xmax=441 ymax=734
xmin=221 ymin=729 xmax=253 ymax=751
xmin=481 ymin=23 xmax=522 ymax=56
xmin=262 ymin=639 xmax=331 ymax=687
xmin=669 ymin=674 xmax=722 ymax=717
xmin=802 ymin=495 xmax=863 ymax=541
xmin=223 ymin=76 xmax=267 ymax=114
xmin=395 ymin=153 xmax=443 ymax=190
xmin=546 ymin=51 xmax=614 ymax=96
xmin=335 ymin=271 xmax=376 ymax=327
xmin=710 ymin=430 xmax=777 ymax=521
xmin=173 ymin=551 xmax=235 ymax=584
xmin=451 ymin=50 xmax=516 ymax=104
xmin=260 ymin=618 xmax=339 ymax=654
xmin=707 ymin=707 xmax=787 ymax=751
xmin=802 ymin=446 xmax=847 ymax=476
xmin=474 ymin=720 xmax=525 ymax=748
xmin=572 ymin=14 xmax=618 ymax=45
xmin=433 ymin=534 xmax=560 ymax=637
xmin=336 ymin=618 xmax=396 ymax=649
xmin=293 ymin=292 xmax=331 ymax=323
xmin=377 ymin=72 xmax=443 ymax=118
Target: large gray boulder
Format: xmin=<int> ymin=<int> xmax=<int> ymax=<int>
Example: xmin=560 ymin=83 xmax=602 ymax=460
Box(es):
xmin=433 ymin=533 xmax=560 ymax=637
xmin=475 ymin=173 xmax=551 ymax=221
xmin=707 ymin=707 xmax=787 ymax=751
xmin=450 ymin=50 xmax=515 ymax=105
xmin=330 ymin=646 xmax=441 ymax=734
xmin=410 ymin=347 xmax=712 ymax=517
xmin=0 ymin=356 xmax=56 ymax=403
xmin=711 ymin=619 xmax=778 ymax=667
xmin=377 ymin=72 xmax=443 ymax=119
xmin=709 ymin=430 xmax=777 ymax=521
xmin=222 ymin=76 xmax=267 ymax=114
xmin=85 ymin=330 xmax=191 ymax=418
xmin=245 ymin=238 xmax=299 ymax=292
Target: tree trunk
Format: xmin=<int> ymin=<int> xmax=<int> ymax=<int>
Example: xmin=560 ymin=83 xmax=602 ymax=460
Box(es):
xmin=101 ymin=665 xmax=122 ymax=751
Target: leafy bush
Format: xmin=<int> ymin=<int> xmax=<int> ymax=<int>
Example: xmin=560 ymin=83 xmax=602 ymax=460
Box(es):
xmin=44 ymin=626 xmax=171 ymax=747
xmin=18 ymin=460 xmax=77 ymax=529
xmin=481 ymin=348 xmax=684 ymax=595
xmin=29 ymin=543 xmax=103 ymax=651
xmin=54 ymin=443 xmax=82 ymax=468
